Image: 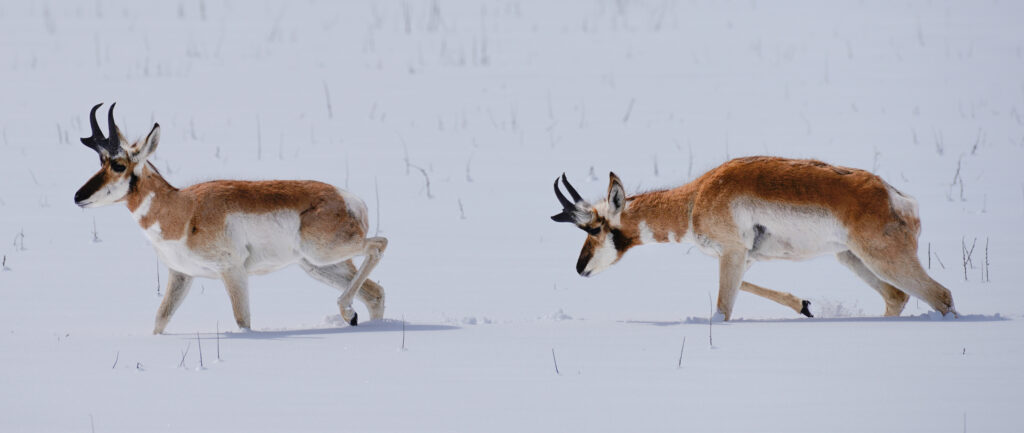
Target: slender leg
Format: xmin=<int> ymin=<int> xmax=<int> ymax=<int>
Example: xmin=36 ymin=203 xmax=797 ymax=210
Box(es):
xmin=716 ymin=248 xmax=748 ymax=321
xmin=851 ymin=245 xmax=956 ymax=316
xmin=153 ymin=269 xmax=194 ymax=334
xmin=836 ymin=250 xmax=910 ymax=316
xmin=337 ymin=237 xmax=388 ymax=326
xmin=221 ymin=268 xmax=251 ymax=330
xmin=299 ymin=259 xmax=386 ymax=321
xmin=739 ymin=281 xmax=813 ymax=317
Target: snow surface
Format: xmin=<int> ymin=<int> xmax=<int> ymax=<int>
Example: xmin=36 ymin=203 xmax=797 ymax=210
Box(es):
xmin=2 ymin=0 xmax=1023 ymax=431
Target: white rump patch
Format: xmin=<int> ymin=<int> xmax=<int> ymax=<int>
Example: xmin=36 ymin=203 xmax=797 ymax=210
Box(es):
xmin=885 ymin=184 xmax=918 ymax=218
xmin=337 ymin=188 xmax=369 ymax=232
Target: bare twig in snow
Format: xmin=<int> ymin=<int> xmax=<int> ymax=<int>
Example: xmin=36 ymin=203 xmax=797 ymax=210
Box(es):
xmin=401 ymin=315 xmax=407 ymax=351
xmin=216 ymin=322 xmax=221 ymax=361
xmin=92 ymin=218 xmax=101 ymax=243
xmin=622 ymin=98 xmax=636 ymax=124
xmin=962 ymin=237 xmax=977 ymax=281
xmin=156 ymin=259 xmax=161 ymax=296
xmin=178 ymin=340 xmax=192 ymax=368
xmin=458 ymin=198 xmax=466 ymax=220
xmin=677 ymin=336 xmax=686 ymax=368
xmin=374 ymin=177 xmax=382 ymax=236
xmin=409 ymin=164 xmax=433 ymax=199
xmin=196 ymin=332 xmax=204 ymax=369
xmin=111 ymin=351 xmax=119 ymax=369
xmin=708 ymin=293 xmax=714 ymax=348
xmin=984 ymin=237 xmax=990 ymax=283
xmin=322 ymin=81 xmax=333 ymax=119
xmin=551 ymin=348 xmax=561 ymax=375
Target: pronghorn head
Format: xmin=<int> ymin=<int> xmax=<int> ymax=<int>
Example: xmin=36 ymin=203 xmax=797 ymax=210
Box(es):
xmin=74 ymin=103 xmax=161 ymax=208
xmin=551 ymin=172 xmax=635 ymax=277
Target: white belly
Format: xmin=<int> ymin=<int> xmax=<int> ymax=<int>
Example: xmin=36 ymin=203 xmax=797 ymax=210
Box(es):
xmin=141 ymin=211 xmax=304 ymax=278
xmin=731 ymin=199 xmax=849 ymax=261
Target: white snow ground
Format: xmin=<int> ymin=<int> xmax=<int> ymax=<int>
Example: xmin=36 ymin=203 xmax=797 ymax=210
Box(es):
xmin=1 ymin=1 xmax=1023 ymax=431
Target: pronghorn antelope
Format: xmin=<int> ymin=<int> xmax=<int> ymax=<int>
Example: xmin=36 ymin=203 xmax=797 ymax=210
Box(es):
xmin=74 ymin=103 xmax=387 ymax=333
xmin=551 ymin=156 xmax=957 ymax=320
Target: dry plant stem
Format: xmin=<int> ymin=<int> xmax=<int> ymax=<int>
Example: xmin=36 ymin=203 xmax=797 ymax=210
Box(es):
xmin=409 ymin=164 xmax=433 ymax=199
xmin=551 ymin=348 xmax=561 ymax=375
xmin=677 ymin=336 xmax=686 ymax=368
xmin=178 ymin=341 xmax=192 ymax=368
xmin=196 ymin=332 xmax=204 ymax=368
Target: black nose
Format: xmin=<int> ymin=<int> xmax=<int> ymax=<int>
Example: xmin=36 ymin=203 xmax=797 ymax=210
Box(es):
xmin=74 ymin=190 xmax=86 ymax=204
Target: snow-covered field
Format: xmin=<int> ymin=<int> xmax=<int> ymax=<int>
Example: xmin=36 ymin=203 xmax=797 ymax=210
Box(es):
xmin=2 ymin=1 xmax=1023 ymax=431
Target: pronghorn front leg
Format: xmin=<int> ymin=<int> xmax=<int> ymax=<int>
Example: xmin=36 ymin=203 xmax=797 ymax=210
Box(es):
xmin=337 ymin=237 xmax=388 ymax=326
xmin=716 ymin=249 xmax=748 ymax=321
xmin=221 ymin=268 xmax=251 ymax=330
xmin=153 ymin=269 xmax=194 ymax=334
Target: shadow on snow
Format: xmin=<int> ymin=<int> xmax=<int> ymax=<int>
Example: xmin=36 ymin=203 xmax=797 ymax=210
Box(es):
xmin=164 ymin=319 xmax=459 ymax=340
xmin=626 ymin=313 xmax=1009 ymax=326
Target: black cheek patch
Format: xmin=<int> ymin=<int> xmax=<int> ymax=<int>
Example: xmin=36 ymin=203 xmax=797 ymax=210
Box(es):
xmin=610 ymin=228 xmax=635 ymax=252
xmin=75 ymin=171 xmax=107 ymax=203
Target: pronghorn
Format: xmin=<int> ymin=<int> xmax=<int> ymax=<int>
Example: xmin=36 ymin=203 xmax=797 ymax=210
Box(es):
xmin=551 ymin=156 xmax=957 ymax=320
xmin=74 ymin=103 xmax=387 ymax=333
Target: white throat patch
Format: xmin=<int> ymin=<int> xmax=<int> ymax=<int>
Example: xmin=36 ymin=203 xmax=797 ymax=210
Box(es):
xmin=131 ymin=192 xmax=155 ymax=222
xmin=637 ymin=221 xmax=656 ymax=244
xmin=583 ymin=233 xmax=619 ymax=276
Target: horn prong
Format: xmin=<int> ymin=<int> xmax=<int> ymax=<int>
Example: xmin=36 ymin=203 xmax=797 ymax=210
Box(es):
xmin=105 ymin=102 xmax=121 ymax=154
xmin=554 ymin=177 xmax=574 ymax=209
xmin=80 ymin=103 xmax=106 ymax=149
xmin=561 ymin=173 xmax=583 ymax=203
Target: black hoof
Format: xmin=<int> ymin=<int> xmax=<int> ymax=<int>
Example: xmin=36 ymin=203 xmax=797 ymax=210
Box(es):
xmin=349 ymin=312 xmax=358 ymax=326
xmin=800 ymin=300 xmax=813 ymax=318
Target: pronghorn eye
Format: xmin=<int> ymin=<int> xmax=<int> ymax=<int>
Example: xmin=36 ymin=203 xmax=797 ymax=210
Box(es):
xmin=111 ymin=162 xmax=127 ymax=173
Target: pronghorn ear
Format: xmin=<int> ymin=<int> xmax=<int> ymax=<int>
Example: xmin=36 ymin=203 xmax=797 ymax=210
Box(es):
xmin=607 ymin=172 xmax=626 ymax=215
xmin=125 ymin=123 xmax=160 ymax=163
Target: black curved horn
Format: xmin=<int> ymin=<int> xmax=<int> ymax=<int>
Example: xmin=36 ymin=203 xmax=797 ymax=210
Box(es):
xmin=104 ymin=102 xmax=121 ymax=155
xmin=80 ymin=103 xmax=105 ymax=151
xmin=561 ymin=173 xmax=583 ymax=203
xmin=554 ymin=176 xmax=574 ymax=209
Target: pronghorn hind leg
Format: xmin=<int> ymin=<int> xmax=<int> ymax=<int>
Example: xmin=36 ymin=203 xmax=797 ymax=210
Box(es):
xmin=852 ymin=246 xmax=956 ymax=317
xmin=220 ymin=268 xmax=252 ymax=330
xmin=299 ymin=259 xmax=386 ymax=321
xmin=836 ymin=250 xmax=910 ymax=316
xmin=153 ymin=269 xmax=194 ymax=334
xmin=336 ymin=237 xmax=388 ymax=326
xmin=739 ymin=281 xmax=813 ymax=317
xmin=716 ymin=249 xmax=748 ymax=321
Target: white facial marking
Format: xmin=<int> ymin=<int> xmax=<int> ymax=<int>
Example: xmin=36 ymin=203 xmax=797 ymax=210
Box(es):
xmin=637 ymin=221 xmax=656 ymax=244
xmin=80 ymin=174 xmax=131 ymax=207
xmin=131 ymin=192 xmax=155 ymax=222
xmin=584 ymin=233 xmax=618 ymax=276
xmin=591 ymin=200 xmax=620 ymax=226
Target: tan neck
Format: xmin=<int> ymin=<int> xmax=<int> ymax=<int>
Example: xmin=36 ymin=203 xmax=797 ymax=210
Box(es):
xmin=621 ymin=183 xmax=697 ymax=244
xmin=126 ymin=163 xmax=177 ymax=211
xmin=124 ymin=163 xmax=192 ymax=241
